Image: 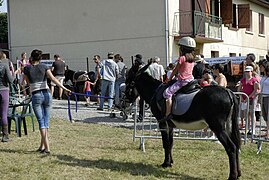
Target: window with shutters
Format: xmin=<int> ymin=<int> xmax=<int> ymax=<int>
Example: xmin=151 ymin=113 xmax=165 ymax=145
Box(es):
xmin=229 ymin=4 xmax=250 ymax=30
xmin=259 ymin=13 xmax=264 ymax=35
xmin=220 ymin=1 xmax=250 ymax=30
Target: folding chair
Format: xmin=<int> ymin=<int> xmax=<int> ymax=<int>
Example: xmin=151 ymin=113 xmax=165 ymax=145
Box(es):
xmin=8 ymin=96 xmax=35 ymax=137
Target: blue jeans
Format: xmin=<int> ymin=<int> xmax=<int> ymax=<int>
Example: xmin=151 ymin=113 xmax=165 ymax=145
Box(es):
xmin=114 ymin=79 xmax=125 ymax=105
xmin=99 ymin=79 xmax=115 ymax=109
xmin=32 ymin=89 xmax=52 ymax=129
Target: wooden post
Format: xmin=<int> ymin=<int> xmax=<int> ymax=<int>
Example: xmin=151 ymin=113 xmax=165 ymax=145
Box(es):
xmin=86 ymin=57 xmax=89 ymax=72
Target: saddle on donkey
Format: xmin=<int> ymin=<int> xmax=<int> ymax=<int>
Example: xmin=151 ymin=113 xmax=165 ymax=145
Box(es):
xmin=151 ymin=79 xmax=201 ymax=121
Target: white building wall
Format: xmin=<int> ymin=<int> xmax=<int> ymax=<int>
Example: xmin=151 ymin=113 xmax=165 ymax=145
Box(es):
xmin=8 ymin=0 xmax=269 ymax=70
xmin=240 ymin=2 xmax=269 ymax=59
xmin=9 ymin=0 xmax=167 ymax=70
xmin=203 ymin=0 xmax=268 ymax=60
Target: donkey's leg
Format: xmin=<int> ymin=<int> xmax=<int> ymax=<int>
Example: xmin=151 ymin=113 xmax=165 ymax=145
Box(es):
xmin=230 ymin=123 xmax=241 ymax=178
xmin=159 ymin=122 xmax=173 ymax=167
xmin=231 ymin=136 xmax=241 ymax=178
xmin=229 ymin=131 xmax=241 ymax=178
xmin=236 ymin=149 xmax=241 ymax=178
xmin=215 ymin=130 xmax=238 ymax=180
xmin=169 ymin=126 xmax=174 ymax=164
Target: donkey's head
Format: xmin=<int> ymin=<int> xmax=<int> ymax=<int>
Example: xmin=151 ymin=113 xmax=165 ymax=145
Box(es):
xmin=124 ymin=63 xmax=151 ymax=103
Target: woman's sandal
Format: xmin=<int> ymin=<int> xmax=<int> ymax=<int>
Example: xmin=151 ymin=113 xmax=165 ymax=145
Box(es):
xmin=40 ymin=149 xmax=50 ymax=154
xmin=36 ymin=148 xmax=44 ymax=152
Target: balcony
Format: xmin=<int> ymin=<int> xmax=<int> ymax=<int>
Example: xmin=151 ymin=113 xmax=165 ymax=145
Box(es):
xmin=173 ymin=11 xmax=223 ymax=43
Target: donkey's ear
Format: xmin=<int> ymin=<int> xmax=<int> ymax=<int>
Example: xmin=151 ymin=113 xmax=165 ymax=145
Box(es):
xmin=266 ymin=55 xmax=269 ymax=61
xmin=131 ymin=56 xmax=134 ymax=66
xmin=147 ymin=58 xmax=153 ymax=65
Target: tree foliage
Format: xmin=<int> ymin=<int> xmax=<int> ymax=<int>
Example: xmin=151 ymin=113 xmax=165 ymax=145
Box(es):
xmin=0 ymin=13 xmax=8 ymax=43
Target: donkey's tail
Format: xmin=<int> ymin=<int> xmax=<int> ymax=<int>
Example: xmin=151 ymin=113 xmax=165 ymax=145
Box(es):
xmin=229 ymin=90 xmax=241 ymax=149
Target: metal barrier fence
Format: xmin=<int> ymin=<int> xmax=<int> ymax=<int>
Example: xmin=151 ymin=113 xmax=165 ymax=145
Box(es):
xmin=132 ymin=92 xmax=253 ymax=152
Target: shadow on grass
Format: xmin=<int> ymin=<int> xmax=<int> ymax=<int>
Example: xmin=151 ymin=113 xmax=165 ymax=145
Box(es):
xmin=56 ymin=154 xmax=205 ymax=180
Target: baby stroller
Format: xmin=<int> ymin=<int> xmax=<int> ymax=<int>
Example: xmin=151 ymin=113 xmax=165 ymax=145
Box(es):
xmin=110 ymin=83 xmax=134 ymax=120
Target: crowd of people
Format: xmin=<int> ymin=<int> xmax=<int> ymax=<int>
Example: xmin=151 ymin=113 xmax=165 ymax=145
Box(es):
xmin=236 ymin=54 xmax=269 ymax=138
xmin=0 ymin=38 xmax=269 ymax=154
xmin=0 ymin=50 xmax=70 ymax=154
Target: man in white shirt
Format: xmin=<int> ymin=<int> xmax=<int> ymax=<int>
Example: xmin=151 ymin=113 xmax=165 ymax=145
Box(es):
xmin=148 ymin=56 xmax=165 ymax=82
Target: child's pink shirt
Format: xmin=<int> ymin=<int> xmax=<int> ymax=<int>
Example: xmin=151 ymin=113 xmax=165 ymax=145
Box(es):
xmin=177 ymin=56 xmax=194 ymax=80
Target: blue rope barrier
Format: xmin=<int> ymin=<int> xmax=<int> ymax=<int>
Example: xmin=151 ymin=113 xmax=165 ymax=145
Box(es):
xmin=67 ymin=92 xmax=114 ymax=122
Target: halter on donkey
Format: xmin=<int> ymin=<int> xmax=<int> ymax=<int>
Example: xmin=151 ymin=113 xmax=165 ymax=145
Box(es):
xmin=124 ymin=63 xmax=241 ymax=180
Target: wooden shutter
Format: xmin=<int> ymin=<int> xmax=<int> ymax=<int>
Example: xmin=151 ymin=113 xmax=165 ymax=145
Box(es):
xmin=195 ymin=0 xmax=205 ymax=12
xmin=220 ymin=0 xmax=232 ymax=24
xmin=179 ymin=0 xmax=192 ymax=11
xmin=179 ymin=0 xmax=193 ymax=36
xmin=238 ymin=4 xmax=250 ymax=28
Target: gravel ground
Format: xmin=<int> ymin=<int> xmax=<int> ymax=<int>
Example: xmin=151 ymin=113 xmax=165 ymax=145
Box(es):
xmin=50 ymin=99 xmax=144 ymax=129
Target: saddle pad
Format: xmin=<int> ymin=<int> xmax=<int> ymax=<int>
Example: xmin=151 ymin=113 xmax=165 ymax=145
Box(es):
xmin=172 ymin=91 xmax=199 ymax=116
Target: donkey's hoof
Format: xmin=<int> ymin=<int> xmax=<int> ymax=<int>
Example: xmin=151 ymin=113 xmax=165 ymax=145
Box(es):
xmin=237 ymin=170 xmax=241 ymax=178
xmin=161 ymin=163 xmax=172 ymax=168
xmin=227 ymin=175 xmax=237 ymax=180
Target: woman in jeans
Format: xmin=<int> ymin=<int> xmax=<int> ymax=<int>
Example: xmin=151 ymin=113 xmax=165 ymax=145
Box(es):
xmin=24 ymin=49 xmax=71 ymax=154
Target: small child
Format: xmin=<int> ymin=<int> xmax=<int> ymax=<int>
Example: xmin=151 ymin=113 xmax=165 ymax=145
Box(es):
xmin=84 ymin=75 xmax=94 ymax=106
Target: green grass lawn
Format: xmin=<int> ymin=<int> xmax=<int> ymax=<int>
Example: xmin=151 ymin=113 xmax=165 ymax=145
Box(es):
xmin=0 ymin=119 xmax=268 ymax=180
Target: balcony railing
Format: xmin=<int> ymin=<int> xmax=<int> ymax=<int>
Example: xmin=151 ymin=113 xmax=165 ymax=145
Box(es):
xmin=173 ymin=11 xmax=222 ymax=40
